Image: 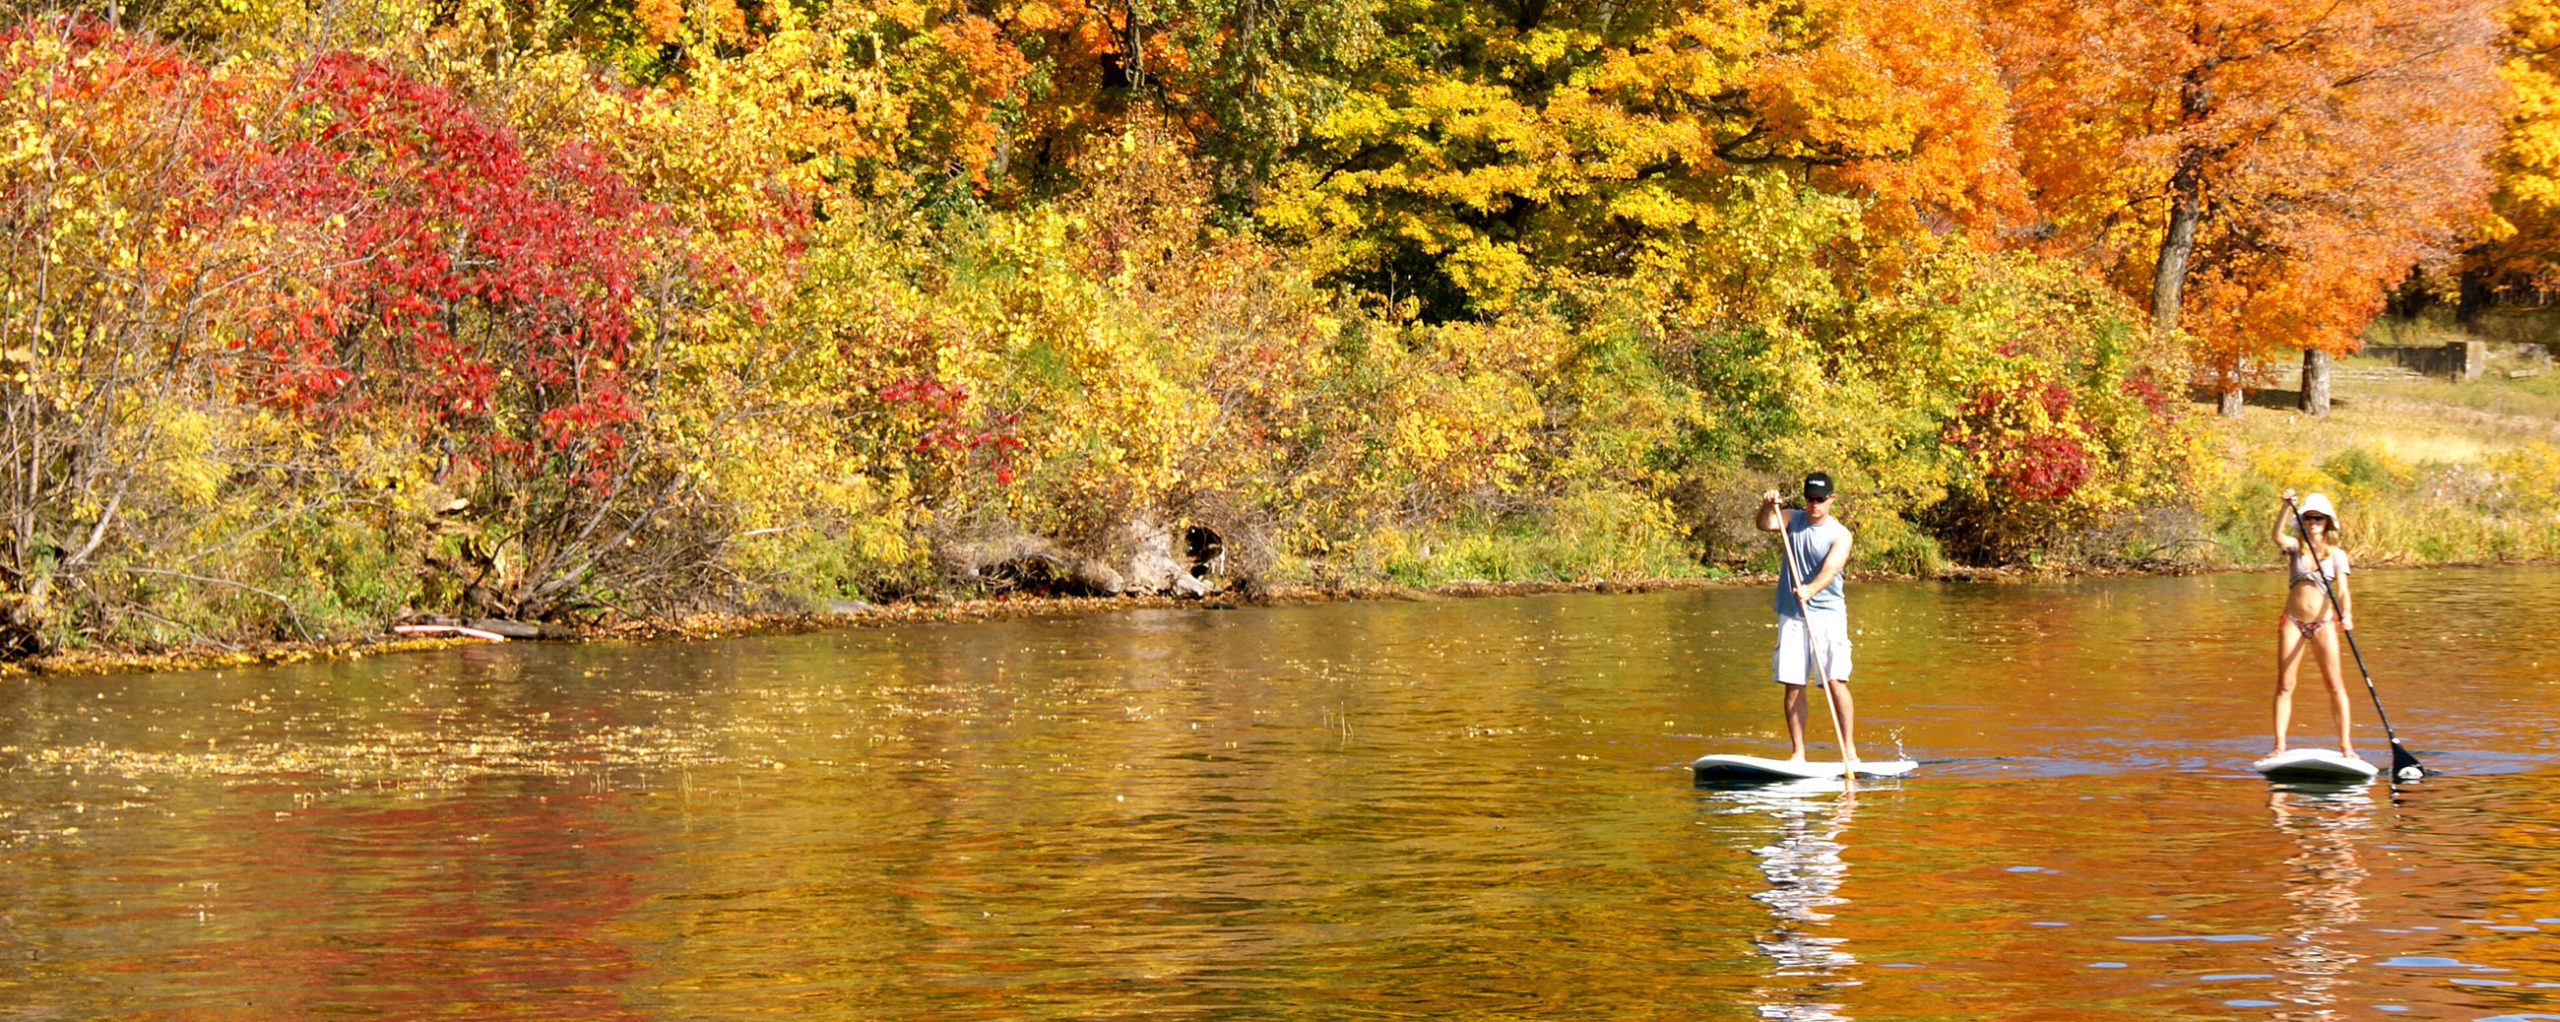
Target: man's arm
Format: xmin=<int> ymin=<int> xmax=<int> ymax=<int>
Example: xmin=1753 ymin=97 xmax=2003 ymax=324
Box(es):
xmin=1795 ymin=532 xmax=1854 ymax=605
xmin=1755 ymin=490 xmax=1785 ymax=533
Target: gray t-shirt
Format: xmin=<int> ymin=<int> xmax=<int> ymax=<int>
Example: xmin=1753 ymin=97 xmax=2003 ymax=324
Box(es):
xmin=1776 ymin=510 xmax=1848 ymax=619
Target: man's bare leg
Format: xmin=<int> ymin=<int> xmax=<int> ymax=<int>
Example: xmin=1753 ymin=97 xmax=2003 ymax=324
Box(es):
xmin=1826 ymin=677 xmax=1858 ymax=763
xmin=1782 ymin=683 xmax=1809 ymax=761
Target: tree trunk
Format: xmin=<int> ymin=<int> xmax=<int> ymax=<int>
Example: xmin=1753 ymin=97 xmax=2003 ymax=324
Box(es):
xmin=2456 ymin=264 xmax=2492 ymax=324
xmin=2218 ymin=387 xmax=2244 ymax=418
xmin=2299 ymin=348 xmax=2331 ymax=416
xmin=2385 ymin=265 xmax=2432 ymax=319
xmin=1124 ymin=2 xmax=1146 ymax=91
xmin=2151 ymin=164 xmax=2203 ymax=337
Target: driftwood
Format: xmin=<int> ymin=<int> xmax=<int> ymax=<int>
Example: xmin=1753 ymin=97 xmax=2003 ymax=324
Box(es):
xmin=975 ymin=550 xmax=1125 ymax=597
xmin=397 ymin=614 xmax=575 ymax=640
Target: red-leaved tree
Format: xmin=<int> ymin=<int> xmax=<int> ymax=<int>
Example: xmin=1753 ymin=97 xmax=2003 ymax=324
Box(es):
xmin=224 ymin=53 xmax=679 ymax=617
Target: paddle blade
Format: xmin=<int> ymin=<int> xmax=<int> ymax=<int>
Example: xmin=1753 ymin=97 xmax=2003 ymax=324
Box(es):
xmin=2390 ymin=740 xmax=2425 ymax=780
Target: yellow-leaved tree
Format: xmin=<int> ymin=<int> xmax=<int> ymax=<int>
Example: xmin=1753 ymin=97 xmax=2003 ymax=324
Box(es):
xmin=2475 ymin=0 xmax=2560 ymax=298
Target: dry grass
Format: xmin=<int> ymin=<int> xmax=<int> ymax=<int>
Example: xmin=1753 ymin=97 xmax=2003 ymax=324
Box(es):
xmin=2199 ymin=347 xmax=2560 ymax=566
xmin=2217 ymin=348 xmax=2560 ymax=459
xmin=2214 ymin=394 xmax=2535 ymax=464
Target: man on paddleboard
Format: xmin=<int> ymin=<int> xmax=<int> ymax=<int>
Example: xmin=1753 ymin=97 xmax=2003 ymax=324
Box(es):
xmin=1755 ymin=472 xmax=1860 ymax=764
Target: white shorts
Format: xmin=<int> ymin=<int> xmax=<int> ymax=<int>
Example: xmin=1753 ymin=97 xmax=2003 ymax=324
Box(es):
xmin=1772 ymin=614 xmax=1852 ymax=686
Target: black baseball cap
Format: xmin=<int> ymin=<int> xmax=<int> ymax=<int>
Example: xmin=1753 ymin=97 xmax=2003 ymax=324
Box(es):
xmin=1803 ymin=472 xmax=1834 ymax=500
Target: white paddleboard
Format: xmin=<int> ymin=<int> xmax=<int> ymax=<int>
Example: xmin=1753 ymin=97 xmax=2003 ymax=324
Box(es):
xmin=1690 ymin=754 xmax=1919 ymax=782
xmin=2251 ymin=748 xmax=2378 ymax=784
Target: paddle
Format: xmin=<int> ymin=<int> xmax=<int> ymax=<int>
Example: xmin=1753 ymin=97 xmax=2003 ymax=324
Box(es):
xmin=1778 ymin=506 xmax=1856 ymax=768
xmin=2285 ymin=496 xmax=2425 ymax=780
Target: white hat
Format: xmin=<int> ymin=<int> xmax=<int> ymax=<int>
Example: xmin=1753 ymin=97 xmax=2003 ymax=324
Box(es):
xmin=2297 ymin=492 xmax=2340 ymax=526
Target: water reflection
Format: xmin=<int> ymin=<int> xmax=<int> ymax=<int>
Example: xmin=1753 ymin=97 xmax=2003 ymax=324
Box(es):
xmin=1715 ymin=780 xmax=1859 ymax=1021
xmin=7 ymin=568 xmax=2560 ymax=1017
xmin=2265 ymin=784 xmax=2373 ymax=1018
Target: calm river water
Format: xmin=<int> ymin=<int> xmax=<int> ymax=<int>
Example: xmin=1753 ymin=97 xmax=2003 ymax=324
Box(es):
xmin=4 ymin=568 xmax=2559 ymax=1020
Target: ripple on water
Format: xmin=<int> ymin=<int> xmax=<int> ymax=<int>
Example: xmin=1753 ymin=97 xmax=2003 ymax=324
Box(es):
xmin=5 ymin=572 xmax=2560 ymax=1019
xmin=2380 ymin=956 xmax=2509 ymax=971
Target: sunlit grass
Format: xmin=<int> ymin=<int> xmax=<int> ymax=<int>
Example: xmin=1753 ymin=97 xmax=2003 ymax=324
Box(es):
xmin=2342 ymin=357 xmax=2560 ymax=423
xmin=1267 ymin=488 xmax=1720 ymax=587
xmin=2202 ymin=351 xmax=2560 ymax=566
xmin=2218 ymin=396 xmax=2506 ymax=464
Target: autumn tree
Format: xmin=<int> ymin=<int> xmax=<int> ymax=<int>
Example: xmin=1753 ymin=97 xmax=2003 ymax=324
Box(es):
xmin=1261 ymin=0 xmax=2025 ymax=320
xmin=0 ymin=19 xmax=235 ymax=654
xmin=0 ymin=0 xmax=2256 ymax=653
xmin=1990 ymin=0 xmax=2503 ymax=414
xmin=542 ymin=0 xmax=1379 ymax=205
xmin=2467 ymin=0 xmax=2560 ymax=303
xmin=1037 ymin=0 xmax=1381 ymax=199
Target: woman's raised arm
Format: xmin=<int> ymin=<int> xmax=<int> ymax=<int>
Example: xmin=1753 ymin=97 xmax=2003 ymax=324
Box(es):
xmin=2272 ymin=489 xmax=2301 ymax=555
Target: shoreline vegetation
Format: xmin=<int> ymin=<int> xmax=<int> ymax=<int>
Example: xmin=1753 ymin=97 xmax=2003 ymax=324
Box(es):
xmin=18 ymin=325 xmax=2560 ymax=680
xmin=29 ymin=329 xmax=2560 ymax=680
xmin=10 ymin=4 xmax=2560 ymax=677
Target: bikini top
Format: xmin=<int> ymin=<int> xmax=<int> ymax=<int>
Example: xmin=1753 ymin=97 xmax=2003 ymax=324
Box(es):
xmin=2289 ymin=545 xmax=2349 ymax=585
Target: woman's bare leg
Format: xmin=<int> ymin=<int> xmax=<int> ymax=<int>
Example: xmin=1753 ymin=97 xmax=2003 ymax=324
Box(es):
xmin=2272 ymin=621 xmax=2306 ymax=756
xmin=2316 ymin=629 xmax=2355 ymax=757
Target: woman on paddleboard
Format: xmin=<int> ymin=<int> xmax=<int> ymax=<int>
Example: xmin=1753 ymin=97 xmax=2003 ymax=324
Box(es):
xmin=2270 ymin=489 xmax=2356 ymax=759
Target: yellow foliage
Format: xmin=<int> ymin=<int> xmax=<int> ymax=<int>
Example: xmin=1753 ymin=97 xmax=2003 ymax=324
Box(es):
xmin=2488 ymin=0 xmax=2560 ymax=288
xmin=2489 ymin=441 xmax=2560 ymax=514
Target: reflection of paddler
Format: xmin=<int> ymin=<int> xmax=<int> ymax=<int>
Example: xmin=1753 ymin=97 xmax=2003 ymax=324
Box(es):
xmin=1726 ymin=783 xmax=1856 ymax=1021
xmin=2264 ymin=786 xmax=2372 ymax=1011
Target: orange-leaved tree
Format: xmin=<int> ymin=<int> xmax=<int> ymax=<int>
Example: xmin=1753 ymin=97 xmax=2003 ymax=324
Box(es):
xmin=1990 ymin=0 xmax=2503 ymax=412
